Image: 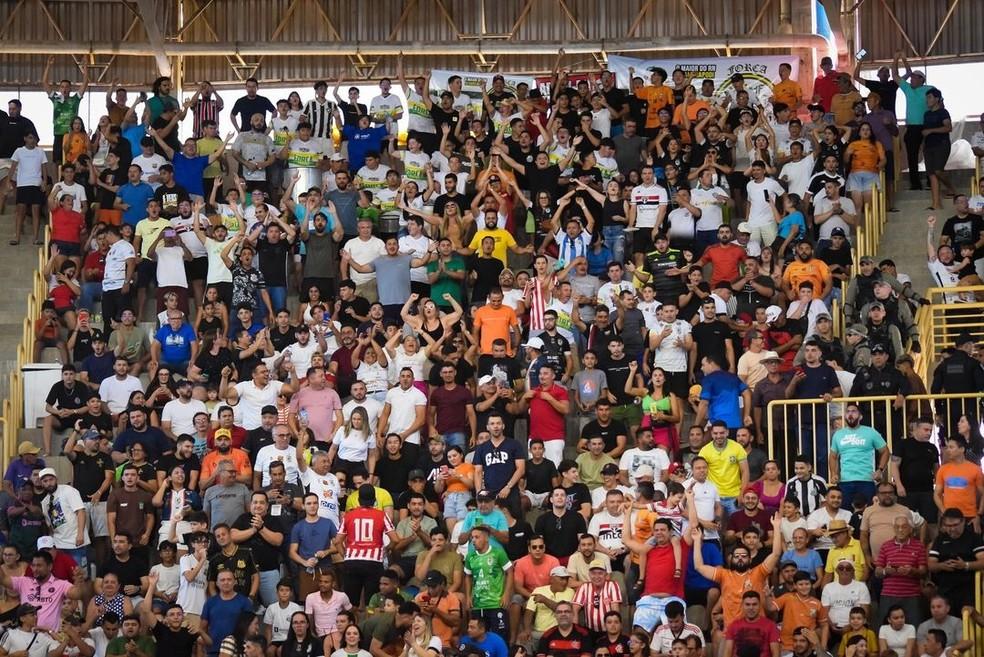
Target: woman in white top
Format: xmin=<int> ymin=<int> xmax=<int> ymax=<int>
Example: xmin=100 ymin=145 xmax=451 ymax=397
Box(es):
xmin=352 ymin=334 xmax=389 ymax=401
xmin=404 ymin=614 xmax=442 ymax=657
xmin=327 ymin=406 xmax=377 ymax=475
xmin=878 ymin=606 xmax=916 ymax=657
xmin=296 ymin=284 xmax=327 ymax=326
xmin=385 ymin=332 xmax=432 ymax=389
xmin=330 ymin=624 xmax=372 ymax=657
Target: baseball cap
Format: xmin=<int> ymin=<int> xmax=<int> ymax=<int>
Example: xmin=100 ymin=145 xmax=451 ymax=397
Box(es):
xmin=870 ymin=343 xmax=889 ymax=354
xmin=955 ymin=331 xmax=976 ymax=346
xmin=759 ymin=350 xmax=781 ymax=362
xmin=295 ymin=324 xmax=311 ymax=333
xmin=830 ymin=227 xmax=846 ymax=237
xmin=17 ymin=440 xmax=40 ymax=455
xmin=868 ymin=301 xmax=885 ymax=311
xmin=325 ymin=372 xmax=337 ymax=383
xmin=601 ymin=463 xmax=620 ymax=476
xmin=81 ymin=429 xmax=101 ymax=442
xmin=38 ymin=467 xmax=57 ymax=480
xmin=423 ymin=570 xmax=447 ymax=587
xmin=549 ymin=566 xmax=571 ymax=577
xmin=736 ymin=222 xmax=751 ymax=234
xmin=807 ymin=103 xmax=824 ymax=112
xmin=859 ymin=255 xmax=876 ymax=265
xmin=329 ymin=152 xmax=346 ymax=162
xmin=176 ymin=379 xmax=193 ymax=388
xmin=523 ymin=336 xmax=545 ymax=350
xmin=408 ymin=469 xmax=427 ymax=481
xmin=261 ymin=405 xmax=278 ymax=416
xmin=478 ymin=375 xmax=496 ymax=386
xmin=873 ymin=279 xmax=891 ymax=287
xmin=765 ymin=305 xmax=782 ymax=324
xmin=16 ymin=604 xmax=39 ymax=618
xmin=476 ymin=490 xmax=495 ymax=502
xmin=588 ymin=560 xmax=607 ymax=570
xmin=847 ymin=324 xmax=868 ymax=337
xmin=37 ymin=536 xmax=55 ymax=550
xmin=815 ymin=311 xmax=832 ymax=321
xmin=668 ymin=462 xmax=686 ymax=476
xmin=214 ymin=428 xmax=232 ymax=439
xmin=911 ymin=70 xmax=926 ymax=80
xmin=635 ymin=464 xmax=655 ymax=479
xmin=90 ymin=329 xmax=105 ymax=342
xmin=779 ymin=560 xmax=798 ymax=570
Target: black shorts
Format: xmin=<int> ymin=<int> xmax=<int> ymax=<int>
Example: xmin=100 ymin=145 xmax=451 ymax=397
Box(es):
xmin=52 ymin=240 xmax=82 ymax=257
xmin=16 ymin=185 xmax=44 ymax=206
xmin=633 ymin=229 xmax=656 ymax=254
xmin=136 ymin=259 xmax=157 ymax=288
xmin=185 ymin=256 xmax=208 ymax=282
xmin=52 ymin=136 xmax=65 ymax=165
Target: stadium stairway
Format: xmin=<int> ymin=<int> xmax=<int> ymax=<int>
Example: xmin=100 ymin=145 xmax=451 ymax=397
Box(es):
xmin=0 ymin=243 xmax=49 ymax=404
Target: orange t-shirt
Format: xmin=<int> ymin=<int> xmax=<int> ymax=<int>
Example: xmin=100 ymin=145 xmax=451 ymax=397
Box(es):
xmin=713 ymin=563 xmax=771 ymax=625
xmin=473 ymin=305 xmax=519 ymax=356
xmin=672 ymin=100 xmax=711 ymax=144
xmin=413 ymin=591 xmax=461 ymax=645
xmin=936 ymin=461 xmax=983 ymax=518
xmin=782 ymin=259 xmax=831 ymax=295
xmin=513 ymin=553 xmax=561 ymax=594
xmin=446 ymin=462 xmax=475 ymax=494
xmin=630 ymin=508 xmax=659 ymax=564
xmin=845 ymin=139 xmax=885 ymax=173
xmin=637 ymin=86 xmax=675 ymax=128
xmin=772 ymin=80 xmax=803 ymax=109
xmin=201 ymin=447 xmax=253 ymax=483
xmin=774 ymin=592 xmax=828 ymax=649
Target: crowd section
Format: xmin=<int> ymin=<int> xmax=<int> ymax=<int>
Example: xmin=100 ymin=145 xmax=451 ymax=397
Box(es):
xmin=0 ymin=48 xmax=982 ymax=657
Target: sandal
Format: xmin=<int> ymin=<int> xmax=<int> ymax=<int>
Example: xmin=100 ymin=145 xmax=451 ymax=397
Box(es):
xmin=8 ymin=239 xmax=18 ymax=246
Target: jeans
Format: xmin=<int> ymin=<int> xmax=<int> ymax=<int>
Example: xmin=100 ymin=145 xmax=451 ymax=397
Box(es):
xmin=603 ymin=225 xmax=627 ymax=265
xmin=824 ymin=285 xmax=842 ymax=312
xmin=799 ymin=417 xmax=830 ymax=479
xmin=696 ymin=229 xmax=719 ymax=257
xmin=266 ymin=287 xmax=288 ymax=315
xmin=720 ymin=497 xmax=738 ymax=516
xmin=258 ymin=569 xmax=281 ymax=607
xmin=64 ymin=546 xmax=89 ymax=571
xmin=78 ymin=282 xmax=102 ymax=312
xmin=839 ymin=480 xmax=876 ymax=508
xmin=441 ymin=431 xmax=467 ymax=451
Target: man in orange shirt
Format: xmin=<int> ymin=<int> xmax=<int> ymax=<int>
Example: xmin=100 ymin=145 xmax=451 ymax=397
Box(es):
xmin=692 ymin=512 xmax=782 ymax=624
xmin=782 ymin=242 xmax=833 ymax=300
xmin=200 ymin=429 xmax=253 ymax=489
xmin=672 ymin=86 xmax=711 ymax=145
xmin=772 ymin=63 xmax=803 ymax=112
xmin=473 ymin=287 xmax=520 ymax=356
xmin=934 ymin=436 xmax=984 ymax=527
xmin=629 ymin=65 xmax=674 ymax=135
xmin=694 ymin=224 xmax=747 ymax=287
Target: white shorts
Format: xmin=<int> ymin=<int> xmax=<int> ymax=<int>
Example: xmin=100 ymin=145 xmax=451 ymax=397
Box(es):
xmin=523 ymin=490 xmax=550 ymax=508
xmin=86 ymin=502 xmax=109 ymax=538
xmin=748 ymin=222 xmax=778 ymax=249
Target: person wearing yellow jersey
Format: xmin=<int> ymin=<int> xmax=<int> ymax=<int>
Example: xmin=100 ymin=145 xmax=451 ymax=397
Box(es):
xmin=396 ymin=55 xmax=437 ymax=154
xmin=697 ymin=420 xmax=749 ymax=515
xmin=460 ymin=209 xmax=534 ymax=266
xmin=343 ymin=466 xmax=396 ymax=518
xmin=196 ymin=121 xmax=225 ymax=194
xmin=355 ymin=151 xmax=391 ymax=194
xmin=771 ymin=63 xmax=803 ymax=112
xmin=389 ymin=134 xmax=432 ymax=191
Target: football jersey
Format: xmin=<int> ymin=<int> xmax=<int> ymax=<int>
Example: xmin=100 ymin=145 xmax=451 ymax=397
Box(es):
xmin=342 ymin=506 xmax=394 ymax=562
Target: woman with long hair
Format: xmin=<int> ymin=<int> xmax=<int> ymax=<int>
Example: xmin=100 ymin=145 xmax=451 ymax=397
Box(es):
xmin=400 ymin=294 xmax=463 ymax=344
xmin=627 ymin=629 xmax=651 ymax=657
xmin=287 ymin=91 xmax=305 ymax=119
xmin=577 ymin=178 xmax=629 ymax=265
xmin=189 ymin=330 xmax=235 ymax=385
xmin=770 ymin=193 xmax=808 ymax=262
xmin=758 ymin=245 xmax=783 ymax=289
xmin=282 ymin=611 xmax=325 ymax=657
xmin=296 ymin=285 xmax=325 ymax=325
xmin=844 ymin=122 xmax=886 ymax=217
xmin=146 ymin=366 xmax=177 ymax=415
xmin=219 ymin=612 xmax=262 ymax=657
xmin=116 ymin=389 xmax=161 ymax=433
xmin=202 ymin=285 xmax=231 ymax=331
xmin=811 ymin=124 xmax=847 ymax=174
xmin=953 ymin=414 xmax=984 ymax=464
xmin=89 ymin=115 xmax=113 ymax=163
xmin=400 ymin=199 xmax=473 ymax=250
xmin=878 ymin=605 xmax=916 ymax=657
xmin=750 ymin=460 xmax=786 ymax=515
xmin=405 ymin=614 xmax=442 ymax=657
xmin=62 ymin=117 xmax=88 ymax=165
xmin=627 ymin=366 xmax=683 ymax=456
xmin=922 ymin=88 xmax=957 ymax=210
xmin=152 ymin=464 xmax=202 ymax=547
xmin=327 ymin=406 xmax=377 ymax=475
xmin=329 ymin=623 xmax=369 ymax=657
xmin=384 ymin=331 xmax=432 ymax=391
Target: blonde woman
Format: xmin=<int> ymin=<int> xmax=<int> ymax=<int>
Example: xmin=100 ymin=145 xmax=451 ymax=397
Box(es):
xmin=327 ymin=406 xmax=377 ymax=475
xmin=403 ymin=613 xmax=442 ymax=657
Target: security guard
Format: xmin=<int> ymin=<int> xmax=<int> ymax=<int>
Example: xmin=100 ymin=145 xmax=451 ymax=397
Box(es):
xmin=849 ymin=343 xmax=910 ymax=441
xmin=931 ymin=332 xmax=984 ymax=437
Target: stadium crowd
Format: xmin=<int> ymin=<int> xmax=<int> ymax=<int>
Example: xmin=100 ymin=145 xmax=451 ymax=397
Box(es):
xmin=0 ymin=46 xmax=982 ymax=657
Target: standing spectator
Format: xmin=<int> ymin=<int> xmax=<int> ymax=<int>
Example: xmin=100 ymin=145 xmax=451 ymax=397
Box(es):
xmin=934 ymin=436 xmax=984 ymax=531
xmin=38 ymin=467 xmax=90 ymax=567
xmin=519 ymin=365 xmax=570 ymax=467
xmin=928 ymin=509 xmax=984 ymax=613
xmin=7 ymin=130 xmax=49 ymax=245
xmin=828 ymin=402 xmax=889 ymax=504
xmin=694 ymin=356 xmax=752 ymax=431
xmin=464 ymin=524 xmax=513 ymax=641
xmin=230 ymin=78 xmax=275 ymax=133
xmin=41 ymin=57 xmax=89 ymax=166
xmin=698 ymin=422 xmax=749 ymax=515
xmin=922 ymin=89 xmax=957 ymax=210
xmin=785 ymin=340 xmax=842 ymax=477
xmin=472 ymin=413 xmax=526 ymax=520
xmin=341 ymin=484 xmax=399 ymax=609
xmin=891 ymin=52 xmax=932 ymax=192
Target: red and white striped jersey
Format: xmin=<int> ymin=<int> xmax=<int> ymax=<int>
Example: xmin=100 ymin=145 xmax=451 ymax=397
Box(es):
xmin=342 ymin=507 xmax=393 ymax=562
xmin=572 ymin=579 xmax=622 ymax=632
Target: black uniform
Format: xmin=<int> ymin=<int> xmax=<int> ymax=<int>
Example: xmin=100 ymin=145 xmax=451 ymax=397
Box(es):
xmin=931 ymin=349 xmax=984 ymax=436
xmin=644 ymin=248 xmax=686 ymax=304
xmin=850 ymin=363 xmax=910 ymax=440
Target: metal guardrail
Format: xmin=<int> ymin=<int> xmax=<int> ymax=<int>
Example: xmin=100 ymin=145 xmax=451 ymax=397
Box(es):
xmin=852 ymin=170 xmax=888 ymax=278
xmin=0 ymin=229 xmax=48 ymax=470
xmin=765 ymin=393 xmax=984 ymax=476
xmin=961 ymin=572 xmax=983 ymax=657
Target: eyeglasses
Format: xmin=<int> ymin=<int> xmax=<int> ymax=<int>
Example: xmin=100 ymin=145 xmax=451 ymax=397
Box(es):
xmin=530 ymin=545 xmax=545 ymax=550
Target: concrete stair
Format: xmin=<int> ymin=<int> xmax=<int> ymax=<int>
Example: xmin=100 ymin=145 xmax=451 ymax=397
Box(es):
xmin=0 ymin=237 xmax=51 ymax=405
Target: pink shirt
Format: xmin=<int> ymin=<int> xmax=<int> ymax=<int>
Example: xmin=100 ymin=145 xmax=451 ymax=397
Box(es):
xmin=289 ymin=386 xmax=342 ymax=441
xmin=12 ymin=575 xmax=73 ymax=630
xmin=304 ymin=589 xmax=353 ymax=637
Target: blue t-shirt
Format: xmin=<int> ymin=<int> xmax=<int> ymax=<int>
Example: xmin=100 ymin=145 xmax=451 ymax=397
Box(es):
xmin=4 ymin=456 xmax=46 ymax=489
xmin=830 ymin=424 xmax=887 ymax=482
xmin=794 ymin=364 xmax=840 ymax=401
xmin=699 ymin=370 xmax=748 ymax=429
xmin=173 ymin=153 xmax=209 ymax=197
xmin=289 ymin=517 xmax=338 ymax=569
xmin=471 ymin=438 xmax=526 ymax=491
xmin=780 ymin=548 xmax=824 ymax=580
xmin=155 ymin=322 xmax=197 ymax=364
xmin=459 ymin=631 xmax=508 ymax=657
xmin=459 ymin=509 xmax=509 ymax=553
xmin=685 ymin=541 xmax=723 ymax=590
xmin=778 ymin=210 xmax=807 ymax=240
xmin=80 ymin=352 xmax=115 ymax=385
xmin=116 ymin=182 xmax=156 ymax=227
xmin=899 ymin=80 xmax=935 ymax=125
xmin=121 ymin=124 xmax=147 ymax=157
xmin=342 ymin=125 xmax=389 ymax=170
xmin=201 ymin=593 xmax=253 ymax=656
xmin=112 ymin=426 xmax=172 ymax=461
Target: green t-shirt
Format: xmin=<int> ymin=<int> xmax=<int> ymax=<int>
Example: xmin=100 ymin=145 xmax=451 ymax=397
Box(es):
xmin=107 ymin=635 xmax=156 ymax=657
xmin=463 ymin=544 xmax=512 ymax=610
xmin=427 ymin=255 xmax=466 ymax=304
xmin=50 ymin=93 xmax=82 ymax=135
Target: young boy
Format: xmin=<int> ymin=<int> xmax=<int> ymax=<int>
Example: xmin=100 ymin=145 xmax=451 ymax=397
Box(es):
xmin=34 ymin=300 xmax=69 ymax=362
xmin=572 ymin=349 xmax=608 ymax=431
xmin=263 ymin=578 xmax=303 ymax=656
xmin=784 ymin=455 xmax=827 ymax=517
xmin=770 ymin=571 xmax=828 ymax=651
xmin=654 ymin=481 xmax=686 ymax=535
xmin=149 ymin=541 xmax=181 ymax=614
xmin=50 ymin=193 xmax=87 ymax=268
xmin=8 ymin=131 xmax=49 ymax=245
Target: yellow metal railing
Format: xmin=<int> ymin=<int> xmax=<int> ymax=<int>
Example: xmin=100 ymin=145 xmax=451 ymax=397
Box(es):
xmin=765 ymin=393 xmax=983 ymax=476
xmin=852 ymin=170 xmax=888 ymax=277
xmin=962 ymin=572 xmax=983 ymax=657
xmin=916 ymin=286 xmax=984 ymax=367
xmin=0 ymin=230 xmax=49 ymax=470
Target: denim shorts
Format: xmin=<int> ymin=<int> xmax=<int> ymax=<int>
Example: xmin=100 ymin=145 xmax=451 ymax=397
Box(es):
xmin=847 ymin=170 xmax=880 ymax=192
xmin=444 ymin=491 xmax=472 ymax=520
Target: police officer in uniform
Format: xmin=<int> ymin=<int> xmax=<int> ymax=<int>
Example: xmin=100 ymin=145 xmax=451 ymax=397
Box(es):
xmin=849 ymin=343 xmax=910 ymax=441
xmin=931 ymin=332 xmax=984 ymax=437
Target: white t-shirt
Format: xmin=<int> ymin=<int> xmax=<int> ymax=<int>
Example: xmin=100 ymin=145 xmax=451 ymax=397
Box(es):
xmin=384 ymin=385 xmax=428 ymax=445
xmin=814 ymin=195 xmax=857 ymax=240
xmin=618 ymin=447 xmax=671 ymax=485
xmin=588 ymin=509 xmax=626 ymax=552
xmin=879 ymin=624 xmax=916 ymax=655
xmin=177 ymin=553 xmax=208 ymax=615
xmin=231 ymin=132 xmax=276 ymax=182
xmin=171 ymin=214 xmax=209 ymax=258
xmin=806 ymin=506 xmax=853 ymax=550
xmin=132 ymin=153 xmax=167 ymax=188
xmin=399 ymin=234 xmax=433 ymax=283
xmin=264 ymin=601 xmax=304 ymax=643
xmin=41 ymin=484 xmax=90 ymax=549
xmin=11 ymin=146 xmax=47 ymax=186
xmin=343 ymin=397 xmax=384 ymax=434
xmin=355 ymin=164 xmax=390 ymax=191
xmin=331 ymin=426 xmax=377 ymax=462
xmin=299 ymin=468 xmax=341 ymax=526
xmin=103 ymin=239 xmax=135 ymax=292
xmin=928 ymin=259 xmax=967 ymax=303
xmin=150 ymin=562 xmax=181 ymax=597
xmin=405 ymin=90 xmax=436 ymax=133
xmin=154 ymin=245 xmax=189 ymax=288
xmin=51 ymin=181 xmax=87 ymax=212
xmin=234 ymin=380 xmax=284 ymax=430
xmin=683 ymin=478 xmax=721 ymax=539
xmin=745 ymin=177 xmax=786 ymax=227
xmin=666 ymin=207 xmax=696 ymax=243
xmin=161 ymin=398 xmax=208 ymax=436
xmin=786 ymin=298 xmax=826 ymax=339
xmin=592 ymin=108 xmax=612 ymax=138
xmin=370 ymin=94 xmax=403 ymax=135
xmin=780 ymin=156 xmax=816 ymax=197
xmin=631 ymin=183 xmax=669 ymax=228
xmin=205 ymin=237 xmax=234 ymax=284
xmin=89 ymin=626 xmax=120 ymax=657
xmin=821 ymin=579 xmax=871 ymax=628
xmin=254 ymin=444 xmax=299 ymax=486
xmin=399 ymin=150 xmax=431 ymax=184
xmin=98 ymin=375 xmax=144 ymax=415
xmin=691 ymin=185 xmax=727 ymax=232
xmin=0 ymin=628 xmax=60 ymax=657
xmin=284 ymin=340 xmax=320 ymax=382
xmin=650 ymin=319 xmax=691 ymax=373
xmin=345 ymin=236 xmax=387 ymax=285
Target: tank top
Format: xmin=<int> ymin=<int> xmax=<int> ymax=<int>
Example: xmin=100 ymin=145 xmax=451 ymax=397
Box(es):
xmin=93 ymin=593 xmax=126 ymax=625
xmin=420 ymin=319 xmax=444 ymax=344
xmin=602 ymin=197 xmax=627 ymax=228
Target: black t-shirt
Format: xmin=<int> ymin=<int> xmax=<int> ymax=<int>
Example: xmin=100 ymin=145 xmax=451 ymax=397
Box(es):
xmin=539 ymin=331 xmax=571 ymax=377
xmin=893 ymin=437 xmax=939 ymax=493
xmin=692 ymin=320 xmax=732 ymax=365
xmin=579 ymin=419 xmax=628 ymax=453
xmin=415 ymin=455 xmax=451 ymax=497
xmin=268 ymin=326 xmax=297 ymax=353
xmin=942 ymin=213 xmax=984 ymax=260
xmin=68 ymin=451 xmax=114 ymax=501
xmin=257 ymin=238 xmax=292 ymax=287
xmin=524 ymin=458 xmax=558 ymax=495
xmin=474 ymin=395 xmax=516 ymax=438
xmin=375 ymin=453 xmax=415 ymax=500
xmin=76 ymin=411 xmax=114 ymax=436
xmin=598 ymin=355 xmax=633 ymax=406
xmin=562 ymin=482 xmax=592 ymax=512
xmin=196 ymin=316 xmax=224 ymax=338
xmin=534 ymin=510 xmax=586 ymax=559
xmin=602 ymin=87 xmax=628 ymax=122
xmin=243 ymin=427 xmax=273 ymax=455
xmin=428 ymin=106 xmax=460 ymax=136
xmin=426 ymin=359 xmax=475 ymax=387
xmin=231 ymin=512 xmax=285 ymax=571
xmin=71 ymin=328 xmax=98 ymax=362
xmin=338 ymin=297 xmax=371 ymax=330
xmin=207 ymin=546 xmax=258 ymax=594
xmin=525 ymin=163 xmax=563 ymax=200
xmin=153 ymin=183 xmax=190 ymax=219
xmin=552 ymin=107 xmax=579 ymax=133
xmin=194 ymin=347 xmax=234 ymax=385
xmin=432 ymin=192 xmax=470 ymax=219
xmin=231 ymin=95 xmax=276 ymax=132
xmin=45 ymin=381 xmax=92 ymax=410
xmin=394 ymin=488 xmax=440 ymax=515
xmin=861 ymin=79 xmax=899 ymax=114
xmin=156 ymin=453 xmax=202 ymax=482
xmin=477 ymin=354 xmax=521 ymax=385
xmin=819 ymin=244 xmax=853 ymax=276
xmin=469 ymin=257 xmax=505 ymax=305
xmin=505 ymin=519 xmax=534 ymax=561
xmin=98 ymin=554 xmax=148 ymax=589
xmin=98 ymin=168 xmax=122 ymax=208
xmin=337 ymin=101 xmax=368 ymax=129
xmin=152 ymin=623 xmax=199 ymax=657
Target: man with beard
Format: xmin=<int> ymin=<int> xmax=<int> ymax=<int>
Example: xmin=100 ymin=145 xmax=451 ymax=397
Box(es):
xmin=112 ymin=406 xmax=172 ymax=464
xmin=162 ymin=379 xmax=208 ymax=440
xmin=782 ymin=241 xmax=833 ymax=302
xmin=289 ymin=366 xmax=343 ymax=441
xmin=849 ymin=343 xmax=909 ymax=440
xmin=460 ymin=209 xmax=534 ymax=266
xmin=298 ymin=200 xmax=345 ymax=300
xmin=0 ymin=550 xmax=85 ymax=630
xmin=142 ymin=572 xmax=201 ymax=657
xmin=230 ymin=112 xmax=276 ymax=193
xmin=828 ymin=402 xmax=889 ymax=505
xmin=38 ymin=468 xmax=91 ymax=567
xmin=692 ymin=224 xmax=745 ymax=288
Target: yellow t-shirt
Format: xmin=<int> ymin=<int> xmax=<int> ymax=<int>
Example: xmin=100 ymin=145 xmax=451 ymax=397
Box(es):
xmin=468 ymin=228 xmax=517 ymax=266
xmin=134 ymin=217 xmax=170 ymax=259
xmin=525 ymin=585 xmax=575 ymax=632
xmin=196 ymin=137 xmax=224 ymax=178
xmin=825 ymin=537 xmax=867 ymax=580
xmin=772 ymin=80 xmax=803 ymax=109
xmin=344 ymin=485 xmax=394 ymax=512
xmin=698 ymin=440 xmax=747 ymax=498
